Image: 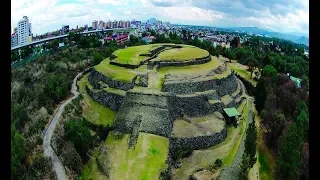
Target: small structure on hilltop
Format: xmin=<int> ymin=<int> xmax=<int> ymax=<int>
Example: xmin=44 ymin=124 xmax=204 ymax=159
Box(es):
xmin=223 ymin=107 xmax=241 ymax=126
xmin=289 ymin=76 xmax=301 ymax=88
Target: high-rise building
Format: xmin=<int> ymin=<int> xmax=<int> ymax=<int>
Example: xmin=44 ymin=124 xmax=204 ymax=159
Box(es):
xmin=125 ymin=20 xmax=130 ymax=28
xmin=106 ymin=21 xmax=112 ymax=28
xmin=98 ymin=20 xmax=105 ymax=29
xmin=92 ymin=20 xmax=98 ymax=30
xmin=112 ymin=20 xmax=118 ymax=28
xmin=17 ymin=16 xmax=32 ymax=45
xmin=11 ymin=33 xmax=18 ymax=47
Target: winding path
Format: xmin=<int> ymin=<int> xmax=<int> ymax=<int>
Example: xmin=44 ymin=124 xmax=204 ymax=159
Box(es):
xmin=43 ymin=72 xmax=83 ymax=180
xmin=218 ymin=96 xmax=254 ymax=180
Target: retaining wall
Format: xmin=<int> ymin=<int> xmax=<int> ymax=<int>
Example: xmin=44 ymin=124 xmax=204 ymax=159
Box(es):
xmin=162 ymin=73 xmax=238 ymax=96
xmin=153 ymin=55 xmax=211 ymax=69
xmin=169 ymin=126 xmax=227 ymax=151
xmin=234 ymin=73 xmax=255 ymax=96
xmin=88 ymin=69 xmax=136 ymax=91
xmin=86 ymin=86 xmax=125 ymax=111
xmin=113 ymin=92 xmax=175 ymax=137
xmin=171 ymin=91 xmax=223 ymax=117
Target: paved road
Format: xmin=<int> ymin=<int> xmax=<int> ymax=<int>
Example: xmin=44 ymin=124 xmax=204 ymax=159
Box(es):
xmin=218 ymin=97 xmax=253 ymax=180
xmin=43 ymin=72 xmax=83 ymax=180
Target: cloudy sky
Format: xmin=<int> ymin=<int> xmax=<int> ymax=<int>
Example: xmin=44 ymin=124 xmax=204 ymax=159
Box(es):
xmin=11 ymin=0 xmax=309 ymax=37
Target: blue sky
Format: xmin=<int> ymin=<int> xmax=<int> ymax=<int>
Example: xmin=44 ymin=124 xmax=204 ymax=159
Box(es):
xmin=11 ymin=0 xmax=309 ymax=37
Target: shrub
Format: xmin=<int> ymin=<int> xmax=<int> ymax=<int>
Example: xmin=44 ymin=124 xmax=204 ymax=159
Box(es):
xmin=61 ymin=142 xmax=83 ymax=173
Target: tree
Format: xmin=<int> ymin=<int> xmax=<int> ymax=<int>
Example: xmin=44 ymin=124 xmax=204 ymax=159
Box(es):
xmin=276 ymin=122 xmax=304 ymax=180
xmin=142 ymin=31 xmax=148 ymax=37
xmin=92 ymin=52 xmax=103 ymax=65
xmin=244 ymin=119 xmax=257 ymax=168
xmin=64 ymin=119 xmax=92 ymax=160
xmin=254 ymin=78 xmax=268 ymax=114
xmin=239 ymin=153 xmax=250 ymax=180
xmin=230 ymin=37 xmax=240 ymax=48
xmin=246 ymin=56 xmax=258 ymax=78
xmin=261 ymin=65 xmax=278 ymax=84
xmin=11 ymin=125 xmax=26 ymax=179
xmin=61 ymin=142 xmax=83 ymax=173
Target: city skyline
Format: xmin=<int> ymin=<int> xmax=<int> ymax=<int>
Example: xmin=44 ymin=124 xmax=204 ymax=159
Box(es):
xmin=12 ymin=0 xmax=308 ymax=36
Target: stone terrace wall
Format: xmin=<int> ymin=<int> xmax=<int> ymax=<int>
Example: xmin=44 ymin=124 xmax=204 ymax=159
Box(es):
xmin=154 ymin=55 xmax=211 ymax=69
xmin=86 ymin=86 xmax=125 ymax=111
xmin=171 ymin=91 xmax=222 ymax=117
xmin=169 ymin=126 xmax=227 ymax=151
xmin=162 ymin=73 xmax=238 ymax=96
xmin=113 ymin=92 xmax=175 ymax=137
xmin=88 ymin=69 xmax=136 ymax=91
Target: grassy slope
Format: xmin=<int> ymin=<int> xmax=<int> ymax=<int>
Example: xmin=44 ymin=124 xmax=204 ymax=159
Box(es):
xmin=78 ymin=74 xmax=116 ymax=126
xmin=153 ymin=46 xmax=209 ymax=61
xmin=94 ymin=58 xmax=137 ymax=82
xmin=81 ymin=146 xmax=107 ymax=180
xmin=253 ymin=104 xmax=276 ymax=180
xmin=173 ymin=100 xmax=248 ymax=180
xmin=106 ymin=132 xmax=169 ymax=180
xmin=153 ymin=56 xmax=225 ymax=90
xmin=227 ymin=62 xmax=257 ymax=87
xmin=112 ymin=44 xmax=162 ymax=65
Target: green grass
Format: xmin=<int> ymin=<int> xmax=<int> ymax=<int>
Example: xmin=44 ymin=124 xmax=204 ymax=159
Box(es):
xmin=173 ymin=100 xmax=248 ymax=179
xmin=104 ymin=87 xmax=126 ymax=96
xmin=94 ymin=58 xmax=137 ymax=82
xmin=81 ymin=147 xmax=106 ymax=180
xmin=228 ymin=63 xmax=257 ymax=87
xmin=78 ymin=74 xmax=116 ymax=126
xmin=105 ymin=132 xmax=169 ymax=180
xmin=153 ymin=46 xmax=209 ymax=61
xmin=223 ymin=101 xmax=248 ymax=166
xmin=112 ymin=44 xmax=162 ymax=65
xmin=158 ymin=56 xmax=222 ymax=75
xmin=252 ymin=106 xmax=275 ymax=180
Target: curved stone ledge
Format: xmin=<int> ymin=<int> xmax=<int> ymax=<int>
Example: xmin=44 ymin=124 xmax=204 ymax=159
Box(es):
xmin=162 ymin=72 xmax=238 ymax=96
xmin=88 ymin=69 xmax=136 ymax=91
xmin=169 ymin=126 xmax=227 ymax=151
xmin=86 ymin=85 xmax=125 ymax=111
xmin=171 ymin=92 xmax=223 ymax=117
xmin=154 ymin=55 xmax=211 ymax=69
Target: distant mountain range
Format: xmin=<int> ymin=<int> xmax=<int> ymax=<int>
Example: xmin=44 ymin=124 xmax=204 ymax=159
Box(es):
xmin=219 ymin=26 xmax=309 ymax=46
xmin=155 ymin=19 xmax=309 ymax=46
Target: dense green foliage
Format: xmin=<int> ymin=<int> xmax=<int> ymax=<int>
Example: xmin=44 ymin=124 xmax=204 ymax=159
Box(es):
xmin=244 ymin=119 xmax=257 ymax=168
xmin=64 ymin=119 xmax=92 ymax=160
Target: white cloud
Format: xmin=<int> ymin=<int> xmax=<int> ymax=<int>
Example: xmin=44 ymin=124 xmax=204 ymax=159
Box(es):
xmin=11 ymin=0 xmax=309 ymax=36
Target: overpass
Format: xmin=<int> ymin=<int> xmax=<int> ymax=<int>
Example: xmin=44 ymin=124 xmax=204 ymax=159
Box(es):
xmin=11 ymin=27 xmax=136 ymax=51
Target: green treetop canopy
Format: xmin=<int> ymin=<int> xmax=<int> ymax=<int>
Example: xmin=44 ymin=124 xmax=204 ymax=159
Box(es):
xmin=223 ymin=107 xmax=241 ymax=117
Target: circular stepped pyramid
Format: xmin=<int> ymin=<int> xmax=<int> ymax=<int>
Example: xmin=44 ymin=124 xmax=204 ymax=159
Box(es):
xmin=83 ymin=44 xmax=248 ymax=179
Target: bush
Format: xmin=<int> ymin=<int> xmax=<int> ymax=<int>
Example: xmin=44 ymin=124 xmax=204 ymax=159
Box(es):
xmin=92 ymin=52 xmax=103 ymax=65
xmin=61 ymin=142 xmax=83 ymax=173
xmin=64 ymin=119 xmax=92 ymax=160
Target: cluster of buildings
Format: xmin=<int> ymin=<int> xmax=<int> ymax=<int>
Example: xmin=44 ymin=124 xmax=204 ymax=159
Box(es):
xmin=92 ymin=20 xmax=131 ymax=30
xmin=11 ymin=16 xmax=32 ymax=47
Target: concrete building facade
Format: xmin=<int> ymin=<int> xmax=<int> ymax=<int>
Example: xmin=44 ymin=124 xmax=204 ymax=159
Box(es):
xmin=92 ymin=20 xmax=98 ymax=30
xmin=17 ymin=16 xmax=32 ymax=46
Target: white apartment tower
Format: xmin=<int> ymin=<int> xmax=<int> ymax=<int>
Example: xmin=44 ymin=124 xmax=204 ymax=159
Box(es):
xmin=17 ymin=16 xmax=32 ymax=46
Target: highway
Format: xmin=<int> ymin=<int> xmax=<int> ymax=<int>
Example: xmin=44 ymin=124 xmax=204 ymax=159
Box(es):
xmin=11 ymin=27 xmax=135 ymax=51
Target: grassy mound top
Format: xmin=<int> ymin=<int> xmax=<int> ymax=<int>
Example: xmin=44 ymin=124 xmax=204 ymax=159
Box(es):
xmin=153 ymin=46 xmax=209 ymax=62
xmin=111 ymin=44 xmax=163 ymax=65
